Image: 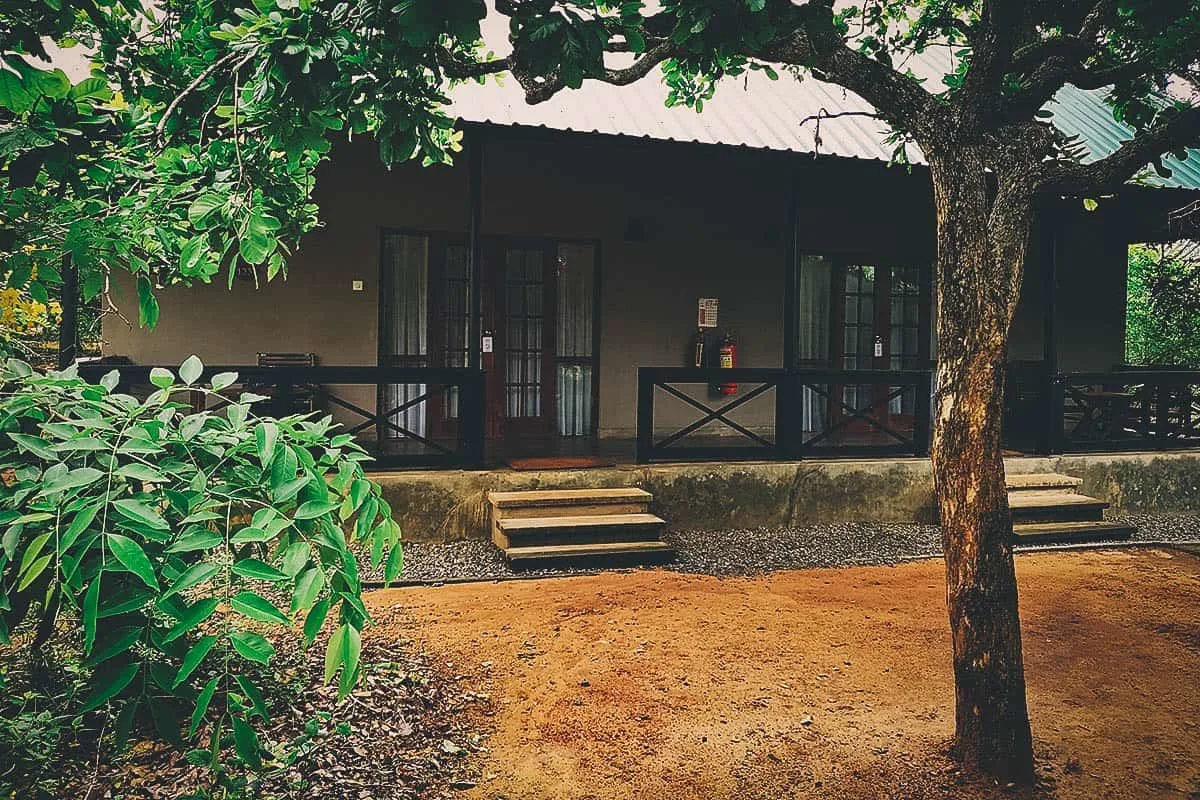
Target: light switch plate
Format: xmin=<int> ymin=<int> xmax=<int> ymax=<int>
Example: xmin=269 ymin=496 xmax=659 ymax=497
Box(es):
xmin=351 ymin=280 xmax=364 ymax=291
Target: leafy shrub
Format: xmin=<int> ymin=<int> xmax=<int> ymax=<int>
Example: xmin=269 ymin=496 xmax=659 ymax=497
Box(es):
xmin=0 ymin=356 xmax=401 ymax=773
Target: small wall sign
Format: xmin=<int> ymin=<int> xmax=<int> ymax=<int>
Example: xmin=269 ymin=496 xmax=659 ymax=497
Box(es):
xmin=481 ymin=334 xmax=494 ymax=353
xmin=698 ymin=297 xmax=719 ymax=328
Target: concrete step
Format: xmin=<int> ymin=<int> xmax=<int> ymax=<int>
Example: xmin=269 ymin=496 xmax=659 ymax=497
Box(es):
xmin=504 ymin=540 xmax=676 ymax=569
xmin=1005 ymin=473 xmax=1083 ymax=493
xmin=1008 ymin=490 xmax=1109 ymax=523
xmin=1013 ymin=520 xmax=1137 ymax=545
xmin=495 ymin=512 xmax=666 ymax=548
xmin=488 ymin=487 xmax=652 ymax=511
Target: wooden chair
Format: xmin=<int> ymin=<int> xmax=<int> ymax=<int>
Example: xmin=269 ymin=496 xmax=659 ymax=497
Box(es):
xmin=249 ymin=352 xmax=319 ymax=415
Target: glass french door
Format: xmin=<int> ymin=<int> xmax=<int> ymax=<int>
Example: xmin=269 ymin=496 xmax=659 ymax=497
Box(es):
xmin=379 ymin=231 xmax=597 ymax=453
xmin=832 ymin=263 xmax=922 ymax=433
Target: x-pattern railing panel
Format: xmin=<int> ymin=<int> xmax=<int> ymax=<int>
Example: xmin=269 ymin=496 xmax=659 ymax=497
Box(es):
xmin=636 ymin=367 xmax=932 ymax=464
xmin=76 ymin=364 xmax=487 ymax=469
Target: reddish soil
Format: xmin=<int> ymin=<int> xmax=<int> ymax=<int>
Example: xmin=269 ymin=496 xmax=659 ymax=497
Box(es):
xmin=368 ymin=549 xmax=1200 ymax=799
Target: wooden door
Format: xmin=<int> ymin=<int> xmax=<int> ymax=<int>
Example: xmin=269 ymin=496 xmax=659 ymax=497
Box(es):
xmin=427 ymin=237 xmax=558 ymax=450
xmin=495 ymin=241 xmax=557 ymax=448
xmin=830 ymin=263 xmax=921 ymax=438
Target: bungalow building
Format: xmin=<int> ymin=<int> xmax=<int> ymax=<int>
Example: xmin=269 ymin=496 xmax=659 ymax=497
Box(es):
xmin=96 ymin=54 xmax=1200 ymax=475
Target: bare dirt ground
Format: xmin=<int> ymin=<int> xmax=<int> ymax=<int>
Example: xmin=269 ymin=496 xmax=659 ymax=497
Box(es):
xmin=368 ymin=549 xmax=1200 ymax=800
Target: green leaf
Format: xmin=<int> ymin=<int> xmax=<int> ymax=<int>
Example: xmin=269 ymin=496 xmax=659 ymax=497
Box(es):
xmin=162 ymin=597 xmax=220 ymax=643
xmin=255 ymin=422 xmax=277 ymax=469
xmin=83 ymin=625 xmax=143 ymax=667
xmin=239 ymin=209 xmax=281 ymax=265
xmin=303 ymin=598 xmax=329 ymax=646
xmin=173 ymin=635 xmax=217 ymax=688
xmin=188 ymin=192 xmax=226 ymax=228
xmin=65 ymin=504 xmax=102 ymax=549
xmin=107 ymin=533 xmax=159 ymax=589
xmin=137 ymin=275 xmax=160 ymax=329
xmin=230 ymin=630 xmax=275 ymax=665
xmin=231 ymin=559 xmax=288 ymax=583
xmin=0 ymin=71 xmax=37 ymax=114
xmin=80 ymin=662 xmax=140 ymax=712
xmin=42 ymin=466 xmax=104 ymax=493
xmin=17 ymin=554 xmax=52 ymax=591
xmin=274 ymin=475 xmax=311 ymax=504
xmin=232 ymin=714 xmax=263 ymax=769
xmin=234 ymin=675 xmax=269 ymax=722
xmin=18 ymin=532 xmax=52 ymax=577
xmin=149 ymin=367 xmax=173 ymax=389
xmin=231 ymin=590 xmax=290 ymax=624
xmin=179 ymin=355 xmax=204 ymax=385
xmin=116 ymin=463 xmax=169 ymax=483
xmin=324 ymin=622 xmax=362 ymax=697
xmin=83 ymin=576 xmax=100 ymax=652
xmin=7 ymin=433 xmax=56 ymax=459
xmin=68 ymin=76 xmax=113 ymax=101
xmin=98 ymin=584 xmax=155 ymax=618
xmin=167 ymin=528 xmax=223 ymax=553
xmin=384 ymin=542 xmax=404 ymax=584
xmin=291 ymin=567 xmax=324 ymax=613
xmin=190 ymin=676 xmax=219 ymax=736
xmin=113 ymin=498 xmax=170 ymax=530
xmin=230 ymin=526 xmax=273 ymax=545
xmin=211 ymin=371 xmax=238 ymax=391
xmin=294 ymin=500 xmax=340 ymax=520
xmin=163 ymin=562 xmax=220 ymax=599
xmin=324 ymin=623 xmax=347 ymax=683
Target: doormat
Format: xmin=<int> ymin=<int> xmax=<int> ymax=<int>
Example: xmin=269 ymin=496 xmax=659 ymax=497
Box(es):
xmin=506 ymin=456 xmax=617 ymax=471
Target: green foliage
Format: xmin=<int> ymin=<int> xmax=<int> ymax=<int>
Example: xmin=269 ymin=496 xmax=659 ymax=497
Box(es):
xmin=0 ymin=356 xmax=403 ymax=778
xmin=0 ymin=662 xmax=85 ymax=796
xmin=1126 ymin=242 xmax=1200 ymax=367
xmin=1 ymin=0 xmax=488 ymax=323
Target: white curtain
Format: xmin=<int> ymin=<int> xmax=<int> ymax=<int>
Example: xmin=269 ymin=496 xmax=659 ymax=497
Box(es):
xmin=381 ymin=233 xmax=429 ymax=439
xmin=797 ymin=254 xmax=832 ymax=435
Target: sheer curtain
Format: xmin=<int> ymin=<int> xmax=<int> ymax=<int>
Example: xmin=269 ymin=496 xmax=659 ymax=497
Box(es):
xmin=381 ymin=233 xmax=429 ymax=439
xmin=797 ymin=254 xmax=832 ymax=435
xmin=556 ymin=242 xmax=596 ymax=437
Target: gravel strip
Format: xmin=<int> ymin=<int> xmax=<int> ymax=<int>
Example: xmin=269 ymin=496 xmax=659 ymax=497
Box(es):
xmin=368 ymin=513 xmax=1200 ymax=585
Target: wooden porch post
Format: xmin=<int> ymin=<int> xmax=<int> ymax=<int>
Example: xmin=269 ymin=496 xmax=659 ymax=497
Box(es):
xmin=781 ymin=162 xmax=802 ymax=459
xmin=1040 ymin=207 xmax=1062 ymax=454
xmin=783 ymin=162 xmax=800 ymax=373
xmin=467 ymin=127 xmax=484 ymax=372
xmin=58 ymin=255 xmax=78 ymax=369
xmin=913 ymin=243 xmax=935 ymax=457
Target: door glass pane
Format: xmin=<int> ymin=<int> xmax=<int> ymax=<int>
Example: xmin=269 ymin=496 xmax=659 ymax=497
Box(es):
xmin=381 ymin=232 xmax=428 ymax=439
xmin=442 ymin=244 xmax=470 ymax=418
xmin=505 ymin=247 xmax=545 ymax=419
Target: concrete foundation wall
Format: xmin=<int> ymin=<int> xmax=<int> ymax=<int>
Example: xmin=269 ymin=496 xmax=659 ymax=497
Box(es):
xmin=374 ymin=451 xmax=1200 ymax=542
xmin=103 ymin=127 xmax=1130 ymax=436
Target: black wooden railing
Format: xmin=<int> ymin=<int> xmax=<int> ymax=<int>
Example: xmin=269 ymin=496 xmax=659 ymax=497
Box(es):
xmin=635 ymin=367 xmax=932 ymax=463
xmin=1004 ymin=364 xmax=1200 ymax=453
xmin=1057 ymin=370 xmax=1200 ymax=451
xmin=75 ymin=364 xmax=486 ymax=470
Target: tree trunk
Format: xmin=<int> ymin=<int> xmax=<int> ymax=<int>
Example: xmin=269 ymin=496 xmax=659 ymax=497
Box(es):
xmin=928 ymin=148 xmax=1036 ymax=784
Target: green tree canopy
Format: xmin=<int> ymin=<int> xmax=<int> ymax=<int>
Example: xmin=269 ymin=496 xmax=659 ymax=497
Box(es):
xmin=1127 ymin=240 xmax=1200 ymax=367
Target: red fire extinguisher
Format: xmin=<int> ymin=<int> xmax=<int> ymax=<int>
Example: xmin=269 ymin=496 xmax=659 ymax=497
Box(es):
xmin=718 ymin=332 xmax=737 ymax=395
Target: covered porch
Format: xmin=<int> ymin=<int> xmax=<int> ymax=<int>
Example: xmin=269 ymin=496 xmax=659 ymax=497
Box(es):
xmin=93 ymin=125 xmax=1200 ymax=469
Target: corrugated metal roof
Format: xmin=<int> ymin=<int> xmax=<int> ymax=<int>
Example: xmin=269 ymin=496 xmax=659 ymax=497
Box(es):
xmin=447 ymin=47 xmax=1200 ymax=190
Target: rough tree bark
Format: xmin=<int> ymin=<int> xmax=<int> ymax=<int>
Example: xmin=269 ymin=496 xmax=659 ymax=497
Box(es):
xmin=928 ymin=146 xmax=1036 ymax=783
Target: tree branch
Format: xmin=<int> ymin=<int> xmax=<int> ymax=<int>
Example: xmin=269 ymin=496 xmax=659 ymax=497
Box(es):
xmin=757 ymin=2 xmax=947 ymax=142
xmin=513 ymin=39 xmax=683 ymax=105
xmin=1040 ymin=104 xmax=1200 ymax=193
xmin=154 ymin=50 xmax=253 ymax=146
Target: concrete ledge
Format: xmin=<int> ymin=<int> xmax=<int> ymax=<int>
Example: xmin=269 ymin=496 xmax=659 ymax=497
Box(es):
xmin=373 ymin=451 xmax=1200 ymax=542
